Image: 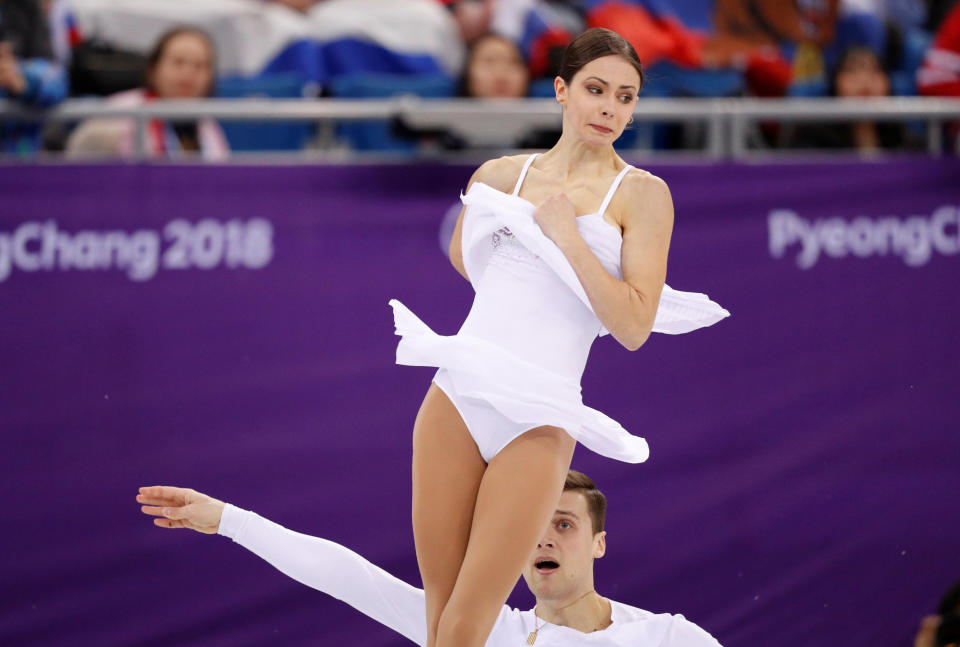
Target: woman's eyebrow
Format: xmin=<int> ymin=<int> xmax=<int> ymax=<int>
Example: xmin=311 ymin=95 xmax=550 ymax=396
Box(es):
xmin=585 ymin=76 xmax=637 ymax=91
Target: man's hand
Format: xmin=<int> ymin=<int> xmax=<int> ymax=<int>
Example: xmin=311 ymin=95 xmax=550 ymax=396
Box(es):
xmin=137 ymin=486 xmax=226 ymax=534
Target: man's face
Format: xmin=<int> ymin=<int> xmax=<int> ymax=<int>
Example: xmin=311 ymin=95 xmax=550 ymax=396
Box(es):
xmin=521 ymin=490 xmax=606 ymax=601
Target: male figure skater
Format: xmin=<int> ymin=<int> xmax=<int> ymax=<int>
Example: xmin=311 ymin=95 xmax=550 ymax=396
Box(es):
xmin=138 ymin=471 xmax=721 ymax=646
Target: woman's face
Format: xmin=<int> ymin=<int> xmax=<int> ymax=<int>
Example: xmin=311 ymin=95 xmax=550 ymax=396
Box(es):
xmin=835 ymin=50 xmax=889 ymax=98
xmin=149 ymin=33 xmax=214 ymax=99
xmin=466 ymin=36 xmax=529 ymax=99
xmin=557 ymin=55 xmax=640 ymax=145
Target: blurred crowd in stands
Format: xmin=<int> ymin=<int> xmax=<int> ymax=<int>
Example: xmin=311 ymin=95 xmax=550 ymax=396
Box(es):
xmin=1 ymin=0 xmax=959 ymax=157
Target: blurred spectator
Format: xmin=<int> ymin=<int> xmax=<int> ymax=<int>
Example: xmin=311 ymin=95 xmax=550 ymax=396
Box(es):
xmin=703 ymin=0 xmax=839 ymax=95
xmin=66 ymin=27 xmax=229 ymax=159
xmin=395 ymin=32 xmax=560 ymax=150
xmin=785 ymin=46 xmax=914 ymax=150
xmin=460 ymin=31 xmax=558 ymax=148
xmin=706 ymin=1 xmax=839 ymax=58
xmin=461 ymin=32 xmax=528 ymax=98
xmin=914 ymin=577 xmax=960 ymax=647
xmin=917 ymin=0 xmax=960 ymax=151
xmin=917 ymin=1 xmax=960 ymax=96
xmin=699 ymin=0 xmax=899 ymax=96
xmin=0 ymin=0 xmax=67 ymax=154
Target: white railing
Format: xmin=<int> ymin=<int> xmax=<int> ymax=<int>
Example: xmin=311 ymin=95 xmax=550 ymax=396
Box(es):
xmin=3 ymin=96 xmax=959 ymax=159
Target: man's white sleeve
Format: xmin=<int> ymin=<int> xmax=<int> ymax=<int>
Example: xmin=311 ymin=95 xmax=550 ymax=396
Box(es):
xmin=218 ymin=503 xmax=427 ymax=646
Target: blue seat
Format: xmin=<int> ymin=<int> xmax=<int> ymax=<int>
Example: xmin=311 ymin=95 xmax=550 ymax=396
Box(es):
xmin=529 ymin=78 xmax=557 ymax=98
xmin=642 ymin=61 xmax=745 ymax=98
xmin=639 ymin=61 xmax=745 ymax=150
xmin=788 ymin=79 xmax=828 ymax=97
xmin=328 ymin=72 xmax=455 ymax=152
xmin=660 ymin=0 xmax=714 ymax=31
xmin=216 ymin=73 xmax=315 ymax=151
xmin=892 ymin=29 xmax=932 ymax=96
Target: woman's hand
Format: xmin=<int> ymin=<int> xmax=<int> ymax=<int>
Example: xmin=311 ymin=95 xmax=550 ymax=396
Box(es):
xmin=533 ymin=193 xmax=581 ymax=250
xmin=137 ymin=486 xmax=225 ymax=534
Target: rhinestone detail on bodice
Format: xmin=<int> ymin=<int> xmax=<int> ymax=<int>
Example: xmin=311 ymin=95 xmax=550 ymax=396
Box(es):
xmin=490 ymin=227 xmax=540 ymax=266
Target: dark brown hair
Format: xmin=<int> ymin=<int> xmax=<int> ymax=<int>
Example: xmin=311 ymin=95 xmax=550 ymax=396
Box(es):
xmin=557 ymin=28 xmax=644 ymax=90
xmin=564 ymin=470 xmax=607 ymax=535
xmin=144 ymin=27 xmax=217 ymax=97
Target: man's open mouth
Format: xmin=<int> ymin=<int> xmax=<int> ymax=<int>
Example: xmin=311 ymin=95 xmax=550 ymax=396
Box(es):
xmin=535 ymin=560 xmax=560 ymax=571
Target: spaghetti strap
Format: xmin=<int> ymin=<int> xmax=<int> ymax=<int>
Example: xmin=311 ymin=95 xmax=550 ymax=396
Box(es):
xmin=511 ymin=153 xmax=540 ymax=196
xmin=596 ymin=165 xmax=633 ymax=219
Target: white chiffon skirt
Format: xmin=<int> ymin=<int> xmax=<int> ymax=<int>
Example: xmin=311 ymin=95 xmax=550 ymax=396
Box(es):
xmin=390 ymin=299 xmax=651 ymax=463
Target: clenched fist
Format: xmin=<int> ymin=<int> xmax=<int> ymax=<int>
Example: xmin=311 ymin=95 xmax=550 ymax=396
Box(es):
xmin=533 ymin=193 xmax=581 ymax=249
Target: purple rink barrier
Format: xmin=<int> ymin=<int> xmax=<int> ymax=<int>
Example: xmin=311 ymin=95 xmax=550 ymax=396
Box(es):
xmin=0 ymin=159 xmax=957 ymax=647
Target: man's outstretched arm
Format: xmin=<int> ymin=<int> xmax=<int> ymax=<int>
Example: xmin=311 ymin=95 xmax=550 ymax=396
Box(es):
xmin=138 ymin=486 xmax=427 ymax=646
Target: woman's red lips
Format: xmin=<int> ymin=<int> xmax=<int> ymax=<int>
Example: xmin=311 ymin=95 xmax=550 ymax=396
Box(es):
xmin=590 ymin=124 xmax=613 ymax=133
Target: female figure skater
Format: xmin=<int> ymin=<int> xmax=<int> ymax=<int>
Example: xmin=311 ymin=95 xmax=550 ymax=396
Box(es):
xmin=390 ymin=28 xmax=729 ymax=647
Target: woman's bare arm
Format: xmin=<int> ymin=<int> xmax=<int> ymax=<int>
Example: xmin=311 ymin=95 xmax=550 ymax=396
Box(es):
xmin=533 ymin=170 xmax=673 ymax=351
xmin=448 ymin=156 xmax=525 ymax=280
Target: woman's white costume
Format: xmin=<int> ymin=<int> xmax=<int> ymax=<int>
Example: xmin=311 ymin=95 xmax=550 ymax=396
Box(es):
xmin=390 ymin=154 xmax=729 ymax=462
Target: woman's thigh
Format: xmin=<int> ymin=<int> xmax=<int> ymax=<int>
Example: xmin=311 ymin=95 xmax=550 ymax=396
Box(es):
xmin=412 ymin=382 xmax=487 ymax=641
xmin=436 ymin=426 xmax=576 ymax=647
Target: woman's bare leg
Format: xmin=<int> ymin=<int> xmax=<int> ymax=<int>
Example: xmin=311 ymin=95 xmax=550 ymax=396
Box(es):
xmin=435 ymin=426 xmax=576 ymax=647
xmin=412 ymin=384 xmax=487 ymax=647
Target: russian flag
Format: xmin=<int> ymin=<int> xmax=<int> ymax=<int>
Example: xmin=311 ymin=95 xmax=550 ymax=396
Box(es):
xmin=583 ymin=0 xmax=705 ymax=67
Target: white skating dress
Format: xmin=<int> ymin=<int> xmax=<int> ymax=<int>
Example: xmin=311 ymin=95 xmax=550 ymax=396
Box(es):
xmin=390 ymin=154 xmax=729 ymax=463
